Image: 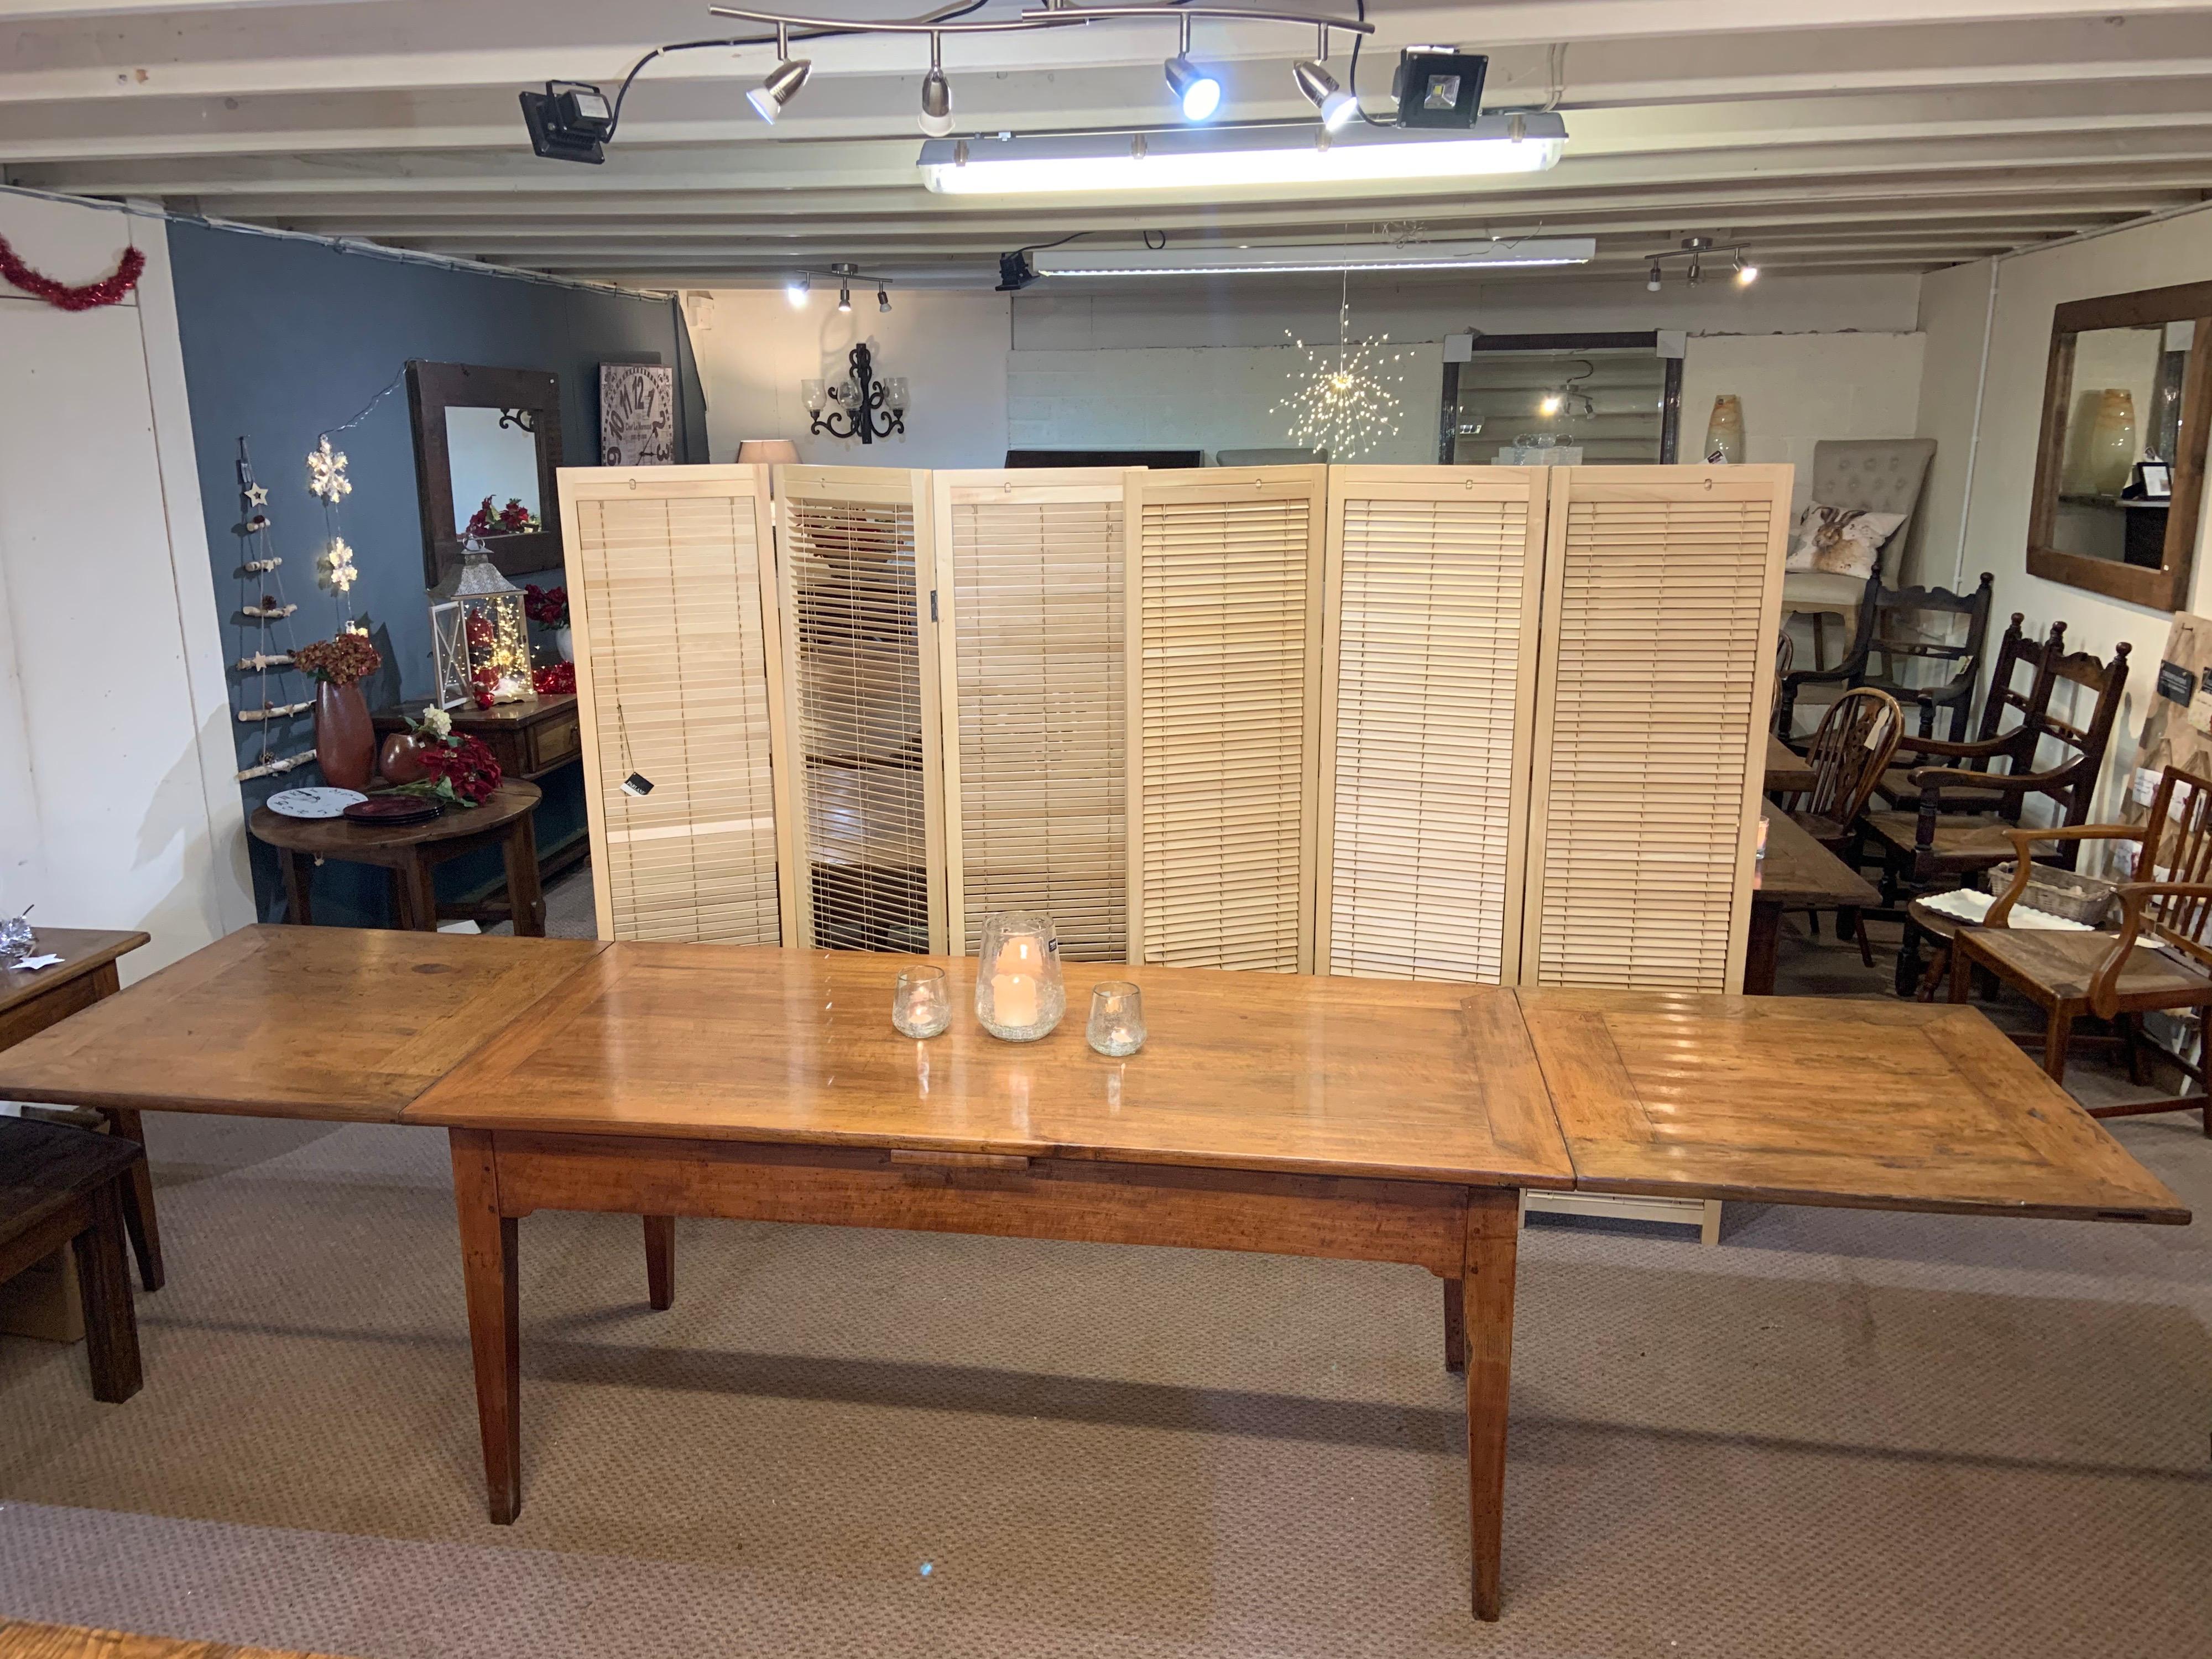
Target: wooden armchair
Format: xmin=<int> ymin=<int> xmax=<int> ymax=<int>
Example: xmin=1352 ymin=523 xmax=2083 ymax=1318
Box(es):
xmin=1861 ymin=635 xmax=2130 ymax=891
xmin=1953 ymin=765 xmax=2212 ymax=1134
xmin=1855 ymin=572 xmax=1994 ymax=742
xmin=1870 ymin=613 xmax=2050 ymax=811
xmin=1777 ymin=573 xmax=1996 ymax=744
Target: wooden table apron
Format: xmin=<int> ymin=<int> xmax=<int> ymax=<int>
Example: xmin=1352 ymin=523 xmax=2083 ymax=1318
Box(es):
xmin=448 ymin=1128 xmax=1525 ymax=1617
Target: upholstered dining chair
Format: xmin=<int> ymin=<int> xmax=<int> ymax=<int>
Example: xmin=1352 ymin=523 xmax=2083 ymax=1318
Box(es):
xmin=1782 ymin=437 xmax=1938 ymax=668
xmin=1953 ymin=764 xmax=2212 ymax=1134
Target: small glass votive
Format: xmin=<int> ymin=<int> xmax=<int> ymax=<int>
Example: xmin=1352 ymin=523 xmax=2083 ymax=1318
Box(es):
xmin=1086 ymin=981 xmax=1146 ymax=1057
xmin=893 ymin=966 xmax=951 ymax=1038
xmin=0 ymin=911 xmax=34 ymax=966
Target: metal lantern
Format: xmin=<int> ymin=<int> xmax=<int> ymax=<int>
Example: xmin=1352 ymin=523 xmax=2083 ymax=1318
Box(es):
xmin=429 ymin=541 xmax=533 ymax=709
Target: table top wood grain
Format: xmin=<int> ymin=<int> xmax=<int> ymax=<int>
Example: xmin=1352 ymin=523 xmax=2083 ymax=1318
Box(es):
xmin=0 ymin=925 xmax=601 ymax=1121
xmin=1518 ymin=988 xmax=2189 ymax=1223
xmin=0 ymin=928 xmax=149 ymax=1019
xmin=1755 ymin=807 xmax=1881 ymax=909
xmin=401 ymin=945 xmax=1580 ymax=1189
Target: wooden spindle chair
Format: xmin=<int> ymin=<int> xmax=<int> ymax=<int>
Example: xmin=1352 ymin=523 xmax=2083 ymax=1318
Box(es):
xmin=1790 ymin=687 xmax=1904 ymax=854
xmin=1954 ymin=764 xmax=2212 ymax=1134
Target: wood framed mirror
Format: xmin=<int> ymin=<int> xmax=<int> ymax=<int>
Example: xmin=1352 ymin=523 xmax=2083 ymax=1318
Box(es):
xmin=2027 ymin=280 xmax=2212 ymax=612
xmin=406 ymin=361 xmax=565 ymax=585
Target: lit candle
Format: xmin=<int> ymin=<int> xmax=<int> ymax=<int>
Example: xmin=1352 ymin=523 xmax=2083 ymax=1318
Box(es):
xmin=993 ymin=936 xmax=1042 ymax=1028
xmin=993 ymin=974 xmax=1038 ymax=1027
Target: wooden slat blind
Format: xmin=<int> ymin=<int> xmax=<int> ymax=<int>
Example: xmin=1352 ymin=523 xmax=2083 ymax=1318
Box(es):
xmin=1317 ymin=468 xmax=1546 ymax=983
xmin=774 ymin=465 xmax=947 ymax=953
xmin=1127 ymin=467 xmax=1327 ymax=972
xmin=935 ymin=469 xmax=1130 ymax=960
xmin=558 ymin=465 xmax=792 ymax=944
xmin=1522 ymin=466 xmax=1789 ymax=991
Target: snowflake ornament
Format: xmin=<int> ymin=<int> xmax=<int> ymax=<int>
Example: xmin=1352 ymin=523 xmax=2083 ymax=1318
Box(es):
xmin=1271 ymin=277 xmax=1407 ymax=462
xmin=319 ymin=536 xmax=359 ymax=593
xmin=305 ymin=436 xmax=351 ymax=503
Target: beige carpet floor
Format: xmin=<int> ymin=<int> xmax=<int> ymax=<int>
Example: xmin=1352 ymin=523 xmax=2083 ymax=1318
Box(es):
xmin=2 ymin=889 xmax=2207 ymax=1658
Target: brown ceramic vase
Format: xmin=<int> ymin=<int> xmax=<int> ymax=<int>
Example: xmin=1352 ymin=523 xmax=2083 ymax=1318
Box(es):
xmin=314 ymin=679 xmax=376 ymax=791
xmin=378 ymin=731 xmax=430 ymax=785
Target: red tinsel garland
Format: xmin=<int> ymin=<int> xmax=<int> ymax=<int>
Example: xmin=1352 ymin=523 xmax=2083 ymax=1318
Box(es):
xmin=0 ymin=234 xmax=146 ymax=311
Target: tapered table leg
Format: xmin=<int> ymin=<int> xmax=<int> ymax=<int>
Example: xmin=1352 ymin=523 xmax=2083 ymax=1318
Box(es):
xmin=450 ymin=1128 xmax=520 ymax=1523
xmin=1463 ymin=1188 xmax=1520 ymax=1622
xmin=1442 ymin=1276 xmax=1465 ymax=1373
xmin=644 ymin=1214 xmax=675 ymax=1310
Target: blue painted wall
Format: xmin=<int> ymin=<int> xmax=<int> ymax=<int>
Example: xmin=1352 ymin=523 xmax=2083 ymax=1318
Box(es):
xmin=166 ymin=219 xmax=703 ymax=925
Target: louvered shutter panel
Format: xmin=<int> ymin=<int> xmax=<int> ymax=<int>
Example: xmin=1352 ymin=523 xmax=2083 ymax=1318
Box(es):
xmin=934 ymin=469 xmax=1131 ymax=961
xmin=1127 ymin=466 xmax=1327 ymax=972
xmin=774 ymin=465 xmax=948 ymax=953
xmin=559 ymin=465 xmax=793 ymax=943
xmin=1521 ymin=466 xmax=1789 ymax=991
xmin=1317 ymin=467 xmax=1546 ymax=984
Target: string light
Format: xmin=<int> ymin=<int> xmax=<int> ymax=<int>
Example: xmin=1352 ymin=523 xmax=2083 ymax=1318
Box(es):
xmin=1271 ymin=274 xmax=1406 ymax=460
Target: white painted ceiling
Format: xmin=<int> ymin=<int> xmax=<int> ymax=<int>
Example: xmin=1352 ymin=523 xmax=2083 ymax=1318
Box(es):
xmin=4 ymin=0 xmax=2211 ymax=291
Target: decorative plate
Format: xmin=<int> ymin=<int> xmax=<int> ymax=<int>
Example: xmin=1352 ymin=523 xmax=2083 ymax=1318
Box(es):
xmin=266 ymin=787 xmax=368 ymax=820
xmin=343 ymin=796 xmax=443 ymax=825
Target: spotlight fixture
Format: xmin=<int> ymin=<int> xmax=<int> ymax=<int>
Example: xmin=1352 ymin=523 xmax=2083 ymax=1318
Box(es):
xmin=1391 ymin=45 xmax=1488 ymax=129
xmin=1641 ymin=236 xmax=1762 ymax=293
xmin=919 ymin=32 xmax=953 ymax=137
xmin=837 ymin=284 xmax=852 ymax=312
xmin=997 ymin=249 xmax=1039 ymax=291
xmin=1292 ymin=55 xmax=1357 ymax=133
xmin=878 ymin=286 xmax=892 ymax=312
xmin=785 ymin=274 xmax=810 ymax=307
xmin=1164 ymin=16 xmax=1222 ymax=122
xmin=518 ymin=80 xmax=614 ymax=164
xmin=748 ymin=24 xmax=810 ymax=123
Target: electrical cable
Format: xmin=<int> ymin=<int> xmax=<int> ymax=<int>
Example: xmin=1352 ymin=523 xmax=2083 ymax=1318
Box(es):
xmin=1346 ymin=0 xmax=1391 ymax=128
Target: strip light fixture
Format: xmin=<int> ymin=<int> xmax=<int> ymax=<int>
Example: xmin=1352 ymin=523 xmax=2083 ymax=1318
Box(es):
xmin=920 ymin=112 xmax=1566 ymax=196
xmin=1029 ymin=237 xmax=1594 ymax=277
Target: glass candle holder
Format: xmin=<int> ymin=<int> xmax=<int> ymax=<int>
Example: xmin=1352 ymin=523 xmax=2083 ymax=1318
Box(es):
xmin=0 ymin=911 xmax=34 ymax=966
xmin=975 ymin=910 xmax=1064 ymax=1041
xmin=893 ymin=966 xmax=951 ymax=1039
xmin=1086 ymin=981 xmax=1145 ymax=1057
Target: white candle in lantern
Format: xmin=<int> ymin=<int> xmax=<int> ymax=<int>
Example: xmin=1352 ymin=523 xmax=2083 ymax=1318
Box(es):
xmin=992 ymin=934 xmax=1042 ymax=1028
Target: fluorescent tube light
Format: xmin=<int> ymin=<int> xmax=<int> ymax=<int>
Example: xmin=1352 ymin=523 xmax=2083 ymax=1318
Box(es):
xmin=1030 ymin=237 xmax=1593 ymax=277
xmin=918 ymin=112 xmax=1566 ymax=196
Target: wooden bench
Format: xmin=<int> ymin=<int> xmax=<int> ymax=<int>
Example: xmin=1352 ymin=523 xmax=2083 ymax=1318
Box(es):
xmin=0 ymin=1118 xmax=145 ymax=1402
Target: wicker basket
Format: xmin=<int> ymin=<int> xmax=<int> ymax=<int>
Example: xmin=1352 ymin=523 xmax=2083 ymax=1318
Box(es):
xmin=1984 ymin=861 xmax=2121 ymax=928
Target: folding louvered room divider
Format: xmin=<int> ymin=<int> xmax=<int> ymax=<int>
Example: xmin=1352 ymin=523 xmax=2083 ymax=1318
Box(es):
xmin=558 ymin=465 xmax=794 ymax=943
xmin=773 ymin=465 xmax=948 ymax=954
xmin=1126 ymin=466 xmax=1328 ymax=972
xmin=933 ymin=468 xmax=1133 ymax=961
xmin=1316 ymin=467 xmax=1548 ymax=984
xmin=1520 ymin=465 xmax=1790 ymax=992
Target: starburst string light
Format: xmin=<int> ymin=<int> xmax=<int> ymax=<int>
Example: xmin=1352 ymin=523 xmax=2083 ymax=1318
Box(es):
xmin=1272 ymin=274 xmax=1407 ymax=460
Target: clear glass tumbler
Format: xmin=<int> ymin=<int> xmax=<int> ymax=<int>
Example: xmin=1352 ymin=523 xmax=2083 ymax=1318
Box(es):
xmin=893 ymin=966 xmax=951 ymax=1039
xmin=975 ymin=910 xmax=1065 ymax=1041
xmin=1086 ymin=981 xmax=1146 ymax=1057
xmin=0 ymin=910 xmax=34 ymax=966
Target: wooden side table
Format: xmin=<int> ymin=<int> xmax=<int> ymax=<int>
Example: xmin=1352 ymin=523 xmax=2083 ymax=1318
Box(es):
xmin=249 ymin=781 xmax=547 ymax=937
xmin=0 ymin=928 xmax=160 ymax=1292
xmin=0 ymin=1118 xmax=144 ymax=1402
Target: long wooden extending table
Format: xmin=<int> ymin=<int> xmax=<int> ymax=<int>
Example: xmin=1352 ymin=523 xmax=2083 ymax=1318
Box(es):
xmin=0 ymin=926 xmax=2187 ymax=1624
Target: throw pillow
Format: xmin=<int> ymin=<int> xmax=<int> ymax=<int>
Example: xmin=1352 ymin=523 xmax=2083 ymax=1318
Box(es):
xmin=1785 ymin=503 xmax=1908 ymax=580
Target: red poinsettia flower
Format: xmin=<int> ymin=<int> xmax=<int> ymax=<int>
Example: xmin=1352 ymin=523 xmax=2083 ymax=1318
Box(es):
xmin=419 ymin=733 xmax=502 ymax=805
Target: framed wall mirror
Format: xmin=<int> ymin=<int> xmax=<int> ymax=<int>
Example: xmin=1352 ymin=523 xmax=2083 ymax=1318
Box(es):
xmin=2027 ymin=281 xmax=2212 ymax=612
xmin=406 ymin=361 xmax=565 ymax=585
